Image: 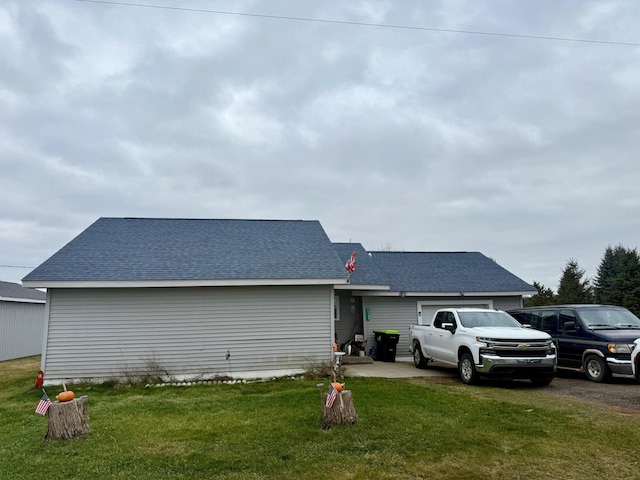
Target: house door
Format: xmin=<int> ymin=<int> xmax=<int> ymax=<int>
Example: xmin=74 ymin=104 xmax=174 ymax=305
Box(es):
xmin=334 ymin=293 xmax=363 ymax=348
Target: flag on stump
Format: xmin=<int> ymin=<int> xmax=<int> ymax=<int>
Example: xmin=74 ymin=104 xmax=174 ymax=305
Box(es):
xmin=35 ymin=393 xmax=52 ymax=416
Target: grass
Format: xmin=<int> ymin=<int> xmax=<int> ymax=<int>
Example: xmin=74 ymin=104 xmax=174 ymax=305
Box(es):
xmin=2 ymin=356 xmax=640 ymax=479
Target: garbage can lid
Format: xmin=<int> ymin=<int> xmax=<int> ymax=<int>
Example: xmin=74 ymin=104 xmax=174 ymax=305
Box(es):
xmin=374 ymin=329 xmax=400 ymax=335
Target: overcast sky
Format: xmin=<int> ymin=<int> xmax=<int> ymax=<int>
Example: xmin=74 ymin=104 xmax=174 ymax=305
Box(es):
xmin=2 ymin=0 xmax=639 ymax=291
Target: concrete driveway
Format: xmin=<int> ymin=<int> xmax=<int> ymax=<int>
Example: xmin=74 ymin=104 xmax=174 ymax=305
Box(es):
xmin=344 ymin=359 xmax=457 ymax=379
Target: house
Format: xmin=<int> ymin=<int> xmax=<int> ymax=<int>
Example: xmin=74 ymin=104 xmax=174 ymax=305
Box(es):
xmin=0 ymin=281 xmax=46 ymax=361
xmin=332 ymin=244 xmax=536 ymax=357
xmin=23 ymin=217 xmax=535 ymax=384
xmin=23 ymin=218 xmax=348 ymax=384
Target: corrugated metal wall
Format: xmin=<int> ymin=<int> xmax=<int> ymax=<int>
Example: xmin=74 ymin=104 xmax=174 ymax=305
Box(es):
xmin=44 ymin=285 xmax=333 ymax=381
xmin=0 ymin=301 xmax=46 ymax=361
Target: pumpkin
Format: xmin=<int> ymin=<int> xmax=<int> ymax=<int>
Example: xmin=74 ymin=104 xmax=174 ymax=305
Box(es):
xmin=331 ymin=382 xmax=344 ymax=392
xmin=57 ymin=390 xmax=75 ymax=402
xmin=57 ymin=382 xmax=75 ymax=402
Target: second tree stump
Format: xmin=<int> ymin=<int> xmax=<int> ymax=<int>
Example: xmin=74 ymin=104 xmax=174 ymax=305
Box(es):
xmin=45 ymin=396 xmax=89 ymax=440
xmin=321 ymin=390 xmax=357 ymax=429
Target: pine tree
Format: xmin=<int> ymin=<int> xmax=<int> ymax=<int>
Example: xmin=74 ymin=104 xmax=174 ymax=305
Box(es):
xmin=594 ymin=245 xmax=640 ymax=311
xmin=524 ymin=281 xmax=556 ymax=307
xmin=556 ymin=259 xmax=593 ymax=304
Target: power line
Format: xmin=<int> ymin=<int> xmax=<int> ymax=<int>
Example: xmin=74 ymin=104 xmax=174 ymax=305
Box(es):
xmin=0 ymin=265 xmax=36 ymax=269
xmin=73 ymin=0 xmax=640 ymax=47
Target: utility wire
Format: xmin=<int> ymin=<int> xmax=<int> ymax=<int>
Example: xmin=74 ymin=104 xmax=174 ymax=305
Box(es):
xmin=73 ymin=0 xmax=640 ymax=47
xmin=0 ymin=265 xmax=35 ymax=269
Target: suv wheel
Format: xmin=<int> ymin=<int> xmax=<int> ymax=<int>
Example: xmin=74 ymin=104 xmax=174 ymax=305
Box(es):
xmin=458 ymin=352 xmax=478 ymax=385
xmin=584 ymin=354 xmax=611 ymax=383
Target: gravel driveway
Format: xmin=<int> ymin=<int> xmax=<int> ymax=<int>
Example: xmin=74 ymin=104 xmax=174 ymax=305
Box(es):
xmin=543 ymin=370 xmax=640 ymax=413
xmin=347 ymin=360 xmax=640 ymax=413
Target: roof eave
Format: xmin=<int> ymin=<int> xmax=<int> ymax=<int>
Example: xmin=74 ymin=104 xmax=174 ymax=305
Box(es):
xmin=22 ymin=278 xmax=349 ymax=289
xmin=352 ymin=290 xmax=537 ymax=297
xmin=0 ymin=296 xmax=46 ymax=304
xmin=334 ymin=284 xmax=391 ymax=291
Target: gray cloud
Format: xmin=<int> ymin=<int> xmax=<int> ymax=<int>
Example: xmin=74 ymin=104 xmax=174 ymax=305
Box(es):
xmin=1 ymin=0 xmax=639 ymax=291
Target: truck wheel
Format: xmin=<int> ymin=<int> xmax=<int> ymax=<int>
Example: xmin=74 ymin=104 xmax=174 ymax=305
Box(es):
xmin=458 ymin=352 xmax=478 ymax=385
xmin=584 ymin=355 xmax=611 ymax=383
xmin=413 ymin=342 xmax=428 ymax=369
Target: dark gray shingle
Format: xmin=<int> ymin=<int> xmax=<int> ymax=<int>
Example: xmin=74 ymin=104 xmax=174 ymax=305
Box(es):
xmin=368 ymin=251 xmax=535 ymax=293
xmin=0 ymin=280 xmax=46 ymax=301
xmin=23 ymin=218 xmax=347 ymax=282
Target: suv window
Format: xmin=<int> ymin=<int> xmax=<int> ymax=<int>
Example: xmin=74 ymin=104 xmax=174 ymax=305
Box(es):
xmin=509 ymin=311 xmax=530 ymax=326
xmin=559 ymin=309 xmax=577 ymax=331
xmin=531 ymin=309 xmax=556 ymax=332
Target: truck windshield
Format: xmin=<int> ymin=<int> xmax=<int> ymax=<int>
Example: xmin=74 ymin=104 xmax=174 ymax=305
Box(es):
xmin=578 ymin=308 xmax=640 ymax=329
xmin=458 ymin=311 xmax=521 ymax=328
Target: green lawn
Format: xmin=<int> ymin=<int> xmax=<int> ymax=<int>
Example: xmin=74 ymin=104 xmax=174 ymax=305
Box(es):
xmin=2 ymin=356 xmax=640 ymax=480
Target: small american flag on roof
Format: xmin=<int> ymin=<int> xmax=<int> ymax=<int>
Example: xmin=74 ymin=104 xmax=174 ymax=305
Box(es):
xmin=35 ymin=392 xmax=52 ymax=416
xmin=345 ymin=251 xmax=356 ymax=274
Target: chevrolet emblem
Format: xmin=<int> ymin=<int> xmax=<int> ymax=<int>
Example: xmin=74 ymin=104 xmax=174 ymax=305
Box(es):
xmin=519 ymin=344 xmax=529 ymax=349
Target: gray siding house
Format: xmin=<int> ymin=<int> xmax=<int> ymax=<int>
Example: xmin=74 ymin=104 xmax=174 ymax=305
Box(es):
xmin=23 ymin=217 xmax=536 ymax=384
xmin=0 ymin=281 xmax=46 ymax=361
xmin=23 ymin=218 xmax=348 ymax=384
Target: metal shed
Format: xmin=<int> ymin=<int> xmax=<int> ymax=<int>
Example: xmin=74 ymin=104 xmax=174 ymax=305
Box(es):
xmin=0 ymin=281 xmax=46 ymax=361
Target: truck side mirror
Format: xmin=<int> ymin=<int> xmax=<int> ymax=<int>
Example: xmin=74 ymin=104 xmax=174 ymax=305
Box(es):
xmin=442 ymin=322 xmax=456 ymax=333
xmin=563 ymin=321 xmax=575 ymax=331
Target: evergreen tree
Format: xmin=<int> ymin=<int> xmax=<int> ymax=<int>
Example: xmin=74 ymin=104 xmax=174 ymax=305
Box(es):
xmin=556 ymin=259 xmax=593 ymax=304
xmin=524 ymin=281 xmax=556 ymax=307
xmin=594 ymin=245 xmax=640 ymax=311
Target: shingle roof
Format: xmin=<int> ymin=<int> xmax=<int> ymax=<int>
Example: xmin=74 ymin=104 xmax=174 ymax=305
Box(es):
xmin=367 ymin=251 xmax=535 ymax=293
xmin=332 ymin=243 xmax=389 ymax=286
xmin=23 ymin=218 xmax=348 ymax=284
xmin=0 ymin=280 xmax=46 ymax=302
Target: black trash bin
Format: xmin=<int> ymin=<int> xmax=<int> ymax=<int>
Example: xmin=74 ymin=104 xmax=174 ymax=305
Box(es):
xmin=373 ymin=330 xmax=400 ymax=362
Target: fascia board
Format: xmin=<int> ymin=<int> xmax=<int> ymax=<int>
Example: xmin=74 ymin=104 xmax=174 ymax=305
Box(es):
xmin=353 ymin=290 xmax=537 ymax=297
xmin=22 ymin=278 xmax=349 ymax=289
xmin=0 ymin=296 xmax=46 ymax=304
xmin=334 ymin=284 xmax=390 ymax=291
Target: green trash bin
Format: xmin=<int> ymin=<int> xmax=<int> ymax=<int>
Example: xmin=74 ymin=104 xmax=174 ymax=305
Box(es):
xmin=374 ymin=330 xmax=400 ymax=362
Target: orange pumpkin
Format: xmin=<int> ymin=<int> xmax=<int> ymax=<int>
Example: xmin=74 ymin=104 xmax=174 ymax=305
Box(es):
xmin=57 ymin=390 xmax=75 ymax=402
xmin=331 ymin=382 xmax=344 ymax=392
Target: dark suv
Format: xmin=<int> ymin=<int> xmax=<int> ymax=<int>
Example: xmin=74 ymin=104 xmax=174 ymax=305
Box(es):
xmin=507 ymin=305 xmax=640 ymax=382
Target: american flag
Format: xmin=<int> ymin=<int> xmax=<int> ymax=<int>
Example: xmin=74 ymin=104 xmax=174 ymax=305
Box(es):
xmin=345 ymin=251 xmax=356 ymax=274
xmin=35 ymin=393 xmax=52 ymax=416
xmin=325 ymin=383 xmax=338 ymax=408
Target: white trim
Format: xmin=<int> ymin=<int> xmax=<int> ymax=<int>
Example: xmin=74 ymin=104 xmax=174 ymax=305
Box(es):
xmin=352 ymin=290 xmax=535 ymax=297
xmin=22 ymin=278 xmax=349 ymax=289
xmin=40 ymin=290 xmax=52 ymax=373
xmin=0 ymin=296 xmax=46 ymax=304
xmin=334 ymin=284 xmax=390 ymax=291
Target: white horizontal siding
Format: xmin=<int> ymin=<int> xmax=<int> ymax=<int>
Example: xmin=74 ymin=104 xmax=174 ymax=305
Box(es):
xmin=44 ymin=286 xmax=333 ymax=381
xmin=0 ymin=301 xmax=46 ymax=361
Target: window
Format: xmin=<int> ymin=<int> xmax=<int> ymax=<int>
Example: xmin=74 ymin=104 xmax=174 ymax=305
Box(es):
xmin=334 ymin=296 xmax=340 ymax=321
xmin=559 ymin=309 xmax=577 ymax=330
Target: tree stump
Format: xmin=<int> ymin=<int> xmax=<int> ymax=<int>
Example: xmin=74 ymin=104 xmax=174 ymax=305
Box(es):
xmin=321 ymin=390 xmax=357 ymax=429
xmin=45 ymin=396 xmax=89 ymax=440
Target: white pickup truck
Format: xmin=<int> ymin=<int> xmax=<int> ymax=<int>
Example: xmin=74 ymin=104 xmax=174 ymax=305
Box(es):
xmin=409 ymin=308 xmax=557 ymax=385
